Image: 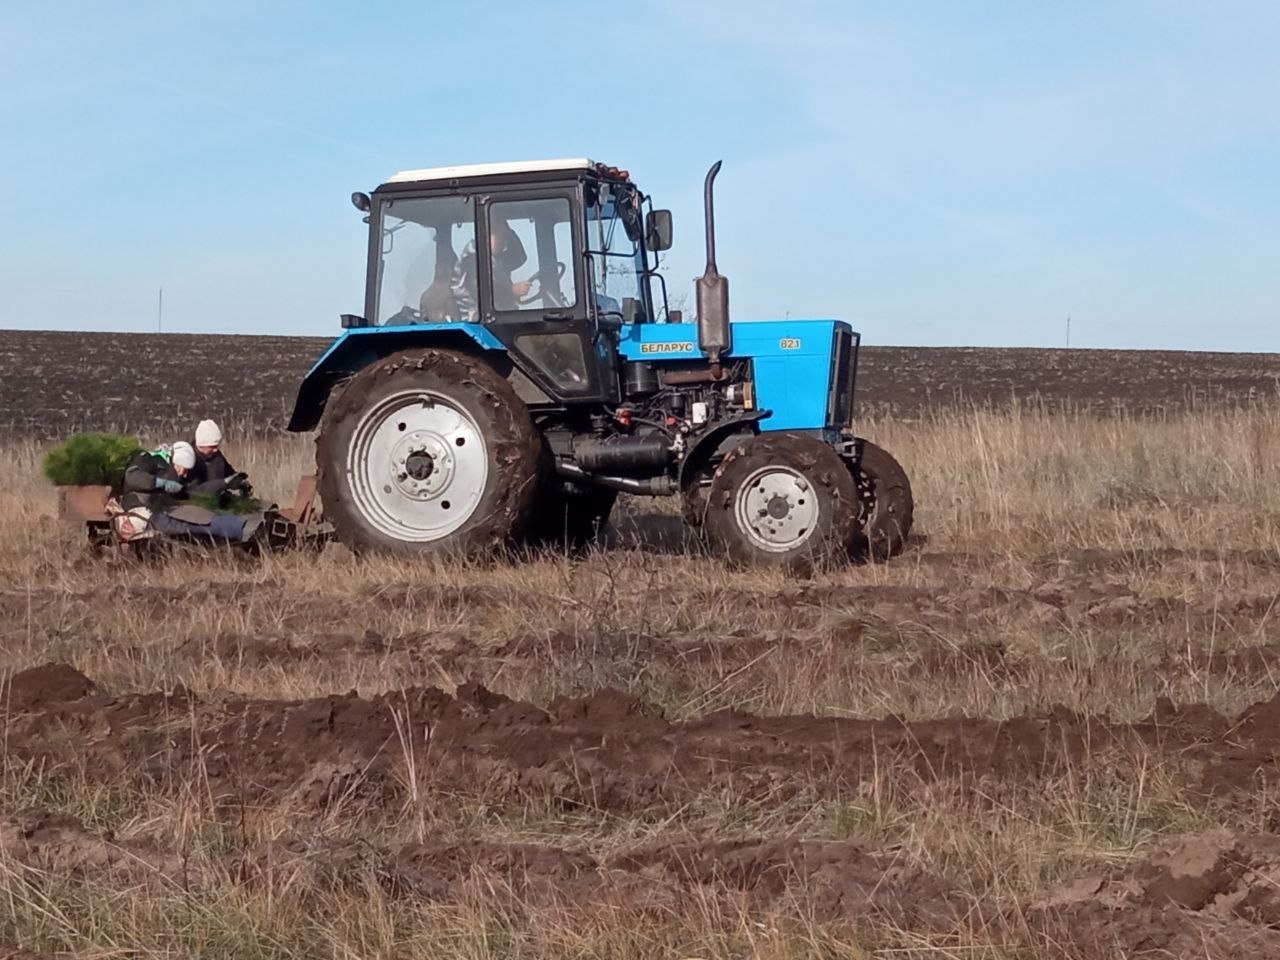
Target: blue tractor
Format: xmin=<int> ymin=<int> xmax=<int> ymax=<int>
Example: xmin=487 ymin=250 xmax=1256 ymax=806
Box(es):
xmin=289 ymin=159 xmax=913 ymax=568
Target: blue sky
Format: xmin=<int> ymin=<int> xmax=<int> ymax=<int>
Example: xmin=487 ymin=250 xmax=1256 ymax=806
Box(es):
xmin=2 ymin=1 xmax=1277 ymax=350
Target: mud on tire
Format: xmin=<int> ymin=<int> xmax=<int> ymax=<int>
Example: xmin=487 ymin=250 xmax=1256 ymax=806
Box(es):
xmin=704 ymin=432 xmax=857 ymax=572
xmin=849 ymin=438 xmax=913 ymax=561
xmin=316 ymin=349 xmax=541 ymax=557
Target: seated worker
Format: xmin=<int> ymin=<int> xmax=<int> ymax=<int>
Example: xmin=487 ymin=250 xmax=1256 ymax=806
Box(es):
xmin=121 ymin=440 xmax=258 ymax=542
xmin=449 ymin=221 xmax=533 ymax=320
xmin=121 ymin=441 xmax=195 ymax=511
xmin=417 ymin=233 xmax=460 ymax=321
xmin=187 ymin=419 xmax=248 ymax=495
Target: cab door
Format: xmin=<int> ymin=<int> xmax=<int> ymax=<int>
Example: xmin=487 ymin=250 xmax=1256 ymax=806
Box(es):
xmin=477 ymin=190 xmax=618 ymax=403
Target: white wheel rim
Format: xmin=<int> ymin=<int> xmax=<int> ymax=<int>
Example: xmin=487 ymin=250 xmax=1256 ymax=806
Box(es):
xmin=347 ymin=389 xmax=488 ymax=542
xmin=733 ymin=465 xmax=820 ymax=552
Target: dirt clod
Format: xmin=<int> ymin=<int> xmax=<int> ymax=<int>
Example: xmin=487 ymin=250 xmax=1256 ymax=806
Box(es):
xmin=2 ymin=663 xmax=95 ymax=713
xmin=1035 ymin=830 xmax=1280 ymax=958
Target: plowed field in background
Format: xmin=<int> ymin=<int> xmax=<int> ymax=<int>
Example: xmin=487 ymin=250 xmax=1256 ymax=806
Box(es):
xmin=1 ymin=329 xmax=1277 ymax=437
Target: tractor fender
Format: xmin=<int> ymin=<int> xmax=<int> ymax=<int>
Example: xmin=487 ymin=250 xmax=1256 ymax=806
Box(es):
xmin=287 ymin=324 xmax=507 ymax=432
xmin=677 ymin=411 xmax=771 ymax=491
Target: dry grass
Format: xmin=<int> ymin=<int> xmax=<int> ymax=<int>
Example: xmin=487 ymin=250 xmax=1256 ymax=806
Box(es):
xmin=3 ymin=405 xmax=1280 ymax=957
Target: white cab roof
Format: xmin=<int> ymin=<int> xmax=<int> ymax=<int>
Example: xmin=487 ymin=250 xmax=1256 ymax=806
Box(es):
xmin=384 ymin=158 xmax=595 ymax=185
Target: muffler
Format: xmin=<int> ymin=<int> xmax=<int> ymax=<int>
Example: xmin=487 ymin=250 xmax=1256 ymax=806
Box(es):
xmin=695 ymin=161 xmax=731 ymax=373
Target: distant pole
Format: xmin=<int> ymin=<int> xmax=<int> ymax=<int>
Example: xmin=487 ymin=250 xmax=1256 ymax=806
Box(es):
xmin=157 ymin=287 xmax=163 ymax=333
xmin=1066 ymin=316 xmax=1071 ymax=349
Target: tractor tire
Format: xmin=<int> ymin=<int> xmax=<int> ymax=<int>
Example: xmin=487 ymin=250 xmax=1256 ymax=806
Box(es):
xmin=849 ymin=439 xmax=913 ymax=561
xmin=526 ymin=484 xmax=618 ymax=552
xmin=703 ymin=432 xmax=857 ymax=573
xmin=316 ymin=349 xmax=541 ymax=557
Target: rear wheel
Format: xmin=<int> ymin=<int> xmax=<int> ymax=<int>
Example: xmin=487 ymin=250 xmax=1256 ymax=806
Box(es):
xmin=703 ymin=433 xmax=857 ymax=572
xmin=849 ymin=439 xmax=913 ymax=561
xmin=316 ymin=350 xmax=541 ymax=556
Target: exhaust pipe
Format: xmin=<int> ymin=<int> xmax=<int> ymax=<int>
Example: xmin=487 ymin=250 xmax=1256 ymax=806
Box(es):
xmin=555 ymin=460 xmax=677 ymax=496
xmin=695 ymin=161 xmax=731 ymax=374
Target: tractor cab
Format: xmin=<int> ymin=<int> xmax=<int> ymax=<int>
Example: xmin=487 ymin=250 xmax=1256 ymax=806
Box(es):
xmin=355 ymin=159 xmax=672 ymax=405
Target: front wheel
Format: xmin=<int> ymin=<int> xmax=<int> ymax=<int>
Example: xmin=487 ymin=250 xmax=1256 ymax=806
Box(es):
xmin=849 ymin=439 xmax=913 ymax=561
xmin=316 ymin=350 xmax=541 ymax=556
xmin=703 ymin=433 xmax=857 ymax=572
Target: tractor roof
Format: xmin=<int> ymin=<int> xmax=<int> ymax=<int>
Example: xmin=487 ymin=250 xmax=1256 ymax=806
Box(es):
xmin=384 ymin=158 xmax=596 ymax=186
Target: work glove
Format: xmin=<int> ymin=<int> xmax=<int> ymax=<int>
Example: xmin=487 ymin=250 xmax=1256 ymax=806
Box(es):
xmin=223 ymin=472 xmax=251 ymax=492
xmin=155 ymin=478 xmax=183 ymax=495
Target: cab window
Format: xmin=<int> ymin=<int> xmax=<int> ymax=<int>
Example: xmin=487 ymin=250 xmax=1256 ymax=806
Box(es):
xmin=514 ymin=332 xmax=588 ymax=387
xmin=585 ymin=183 xmax=645 ymax=320
xmin=375 ymin=195 xmax=475 ymax=325
xmin=487 ymin=198 xmax=578 ymax=314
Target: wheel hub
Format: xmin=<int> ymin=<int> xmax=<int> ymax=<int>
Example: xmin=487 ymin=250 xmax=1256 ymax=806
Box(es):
xmin=389 ymin=430 xmax=458 ymax=501
xmin=734 ymin=467 xmax=820 ymax=552
xmin=348 ymin=391 xmax=488 ymax=542
xmin=405 ymin=450 xmax=435 ymax=481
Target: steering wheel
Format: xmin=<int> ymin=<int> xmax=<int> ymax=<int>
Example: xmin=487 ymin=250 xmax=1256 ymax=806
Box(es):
xmin=517 ymin=261 xmax=567 ymax=306
xmin=384 ymin=305 xmax=422 ymax=326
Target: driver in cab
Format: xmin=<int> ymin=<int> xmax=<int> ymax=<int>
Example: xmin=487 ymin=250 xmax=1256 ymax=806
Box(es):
xmin=448 ymin=220 xmax=532 ymax=320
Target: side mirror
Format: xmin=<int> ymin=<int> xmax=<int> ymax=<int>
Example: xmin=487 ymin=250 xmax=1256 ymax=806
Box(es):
xmin=646 ymin=209 xmax=673 ymax=252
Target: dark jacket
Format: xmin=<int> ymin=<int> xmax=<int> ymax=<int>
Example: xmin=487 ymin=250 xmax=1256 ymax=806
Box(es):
xmin=188 ymin=447 xmax=237 ymax=494
xmin=121 ymin=450 xmax=187 ymax=511
xmin=450 ymin=230 xmax=527 ymax=319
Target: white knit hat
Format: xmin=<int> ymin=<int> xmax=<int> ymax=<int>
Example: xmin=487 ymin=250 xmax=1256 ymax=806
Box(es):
xmin=195 ymin=419 xmax=223 ymax=447
xmin=172 ymin=441 xmax=196 ymax=470
xmin=115 ymin=507 xmax=151 ymax=540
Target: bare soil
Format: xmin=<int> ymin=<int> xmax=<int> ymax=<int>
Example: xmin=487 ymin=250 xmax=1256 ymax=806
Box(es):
xmin=1033 ymin=831 xmax=1280 ymax=958
xmin=4 ymin=660 xmax=1280 ymax=816
xmin=8 ymin=656 xmax=1280 ymax=956
xmin=3 ymin=805 xmax=960 ymax=929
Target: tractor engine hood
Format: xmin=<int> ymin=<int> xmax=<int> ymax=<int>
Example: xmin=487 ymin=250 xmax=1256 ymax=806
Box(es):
xmin=618 ymin=319 xmax=857 ymax=434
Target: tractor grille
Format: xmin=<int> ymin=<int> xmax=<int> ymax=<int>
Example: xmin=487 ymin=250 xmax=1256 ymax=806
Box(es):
xmin=827 ymin=327 xmax=858 ymax=428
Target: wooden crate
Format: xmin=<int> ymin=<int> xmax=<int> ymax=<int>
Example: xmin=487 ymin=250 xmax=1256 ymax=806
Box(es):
xmin=56 ymin=486 xmax=112 ymax=522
